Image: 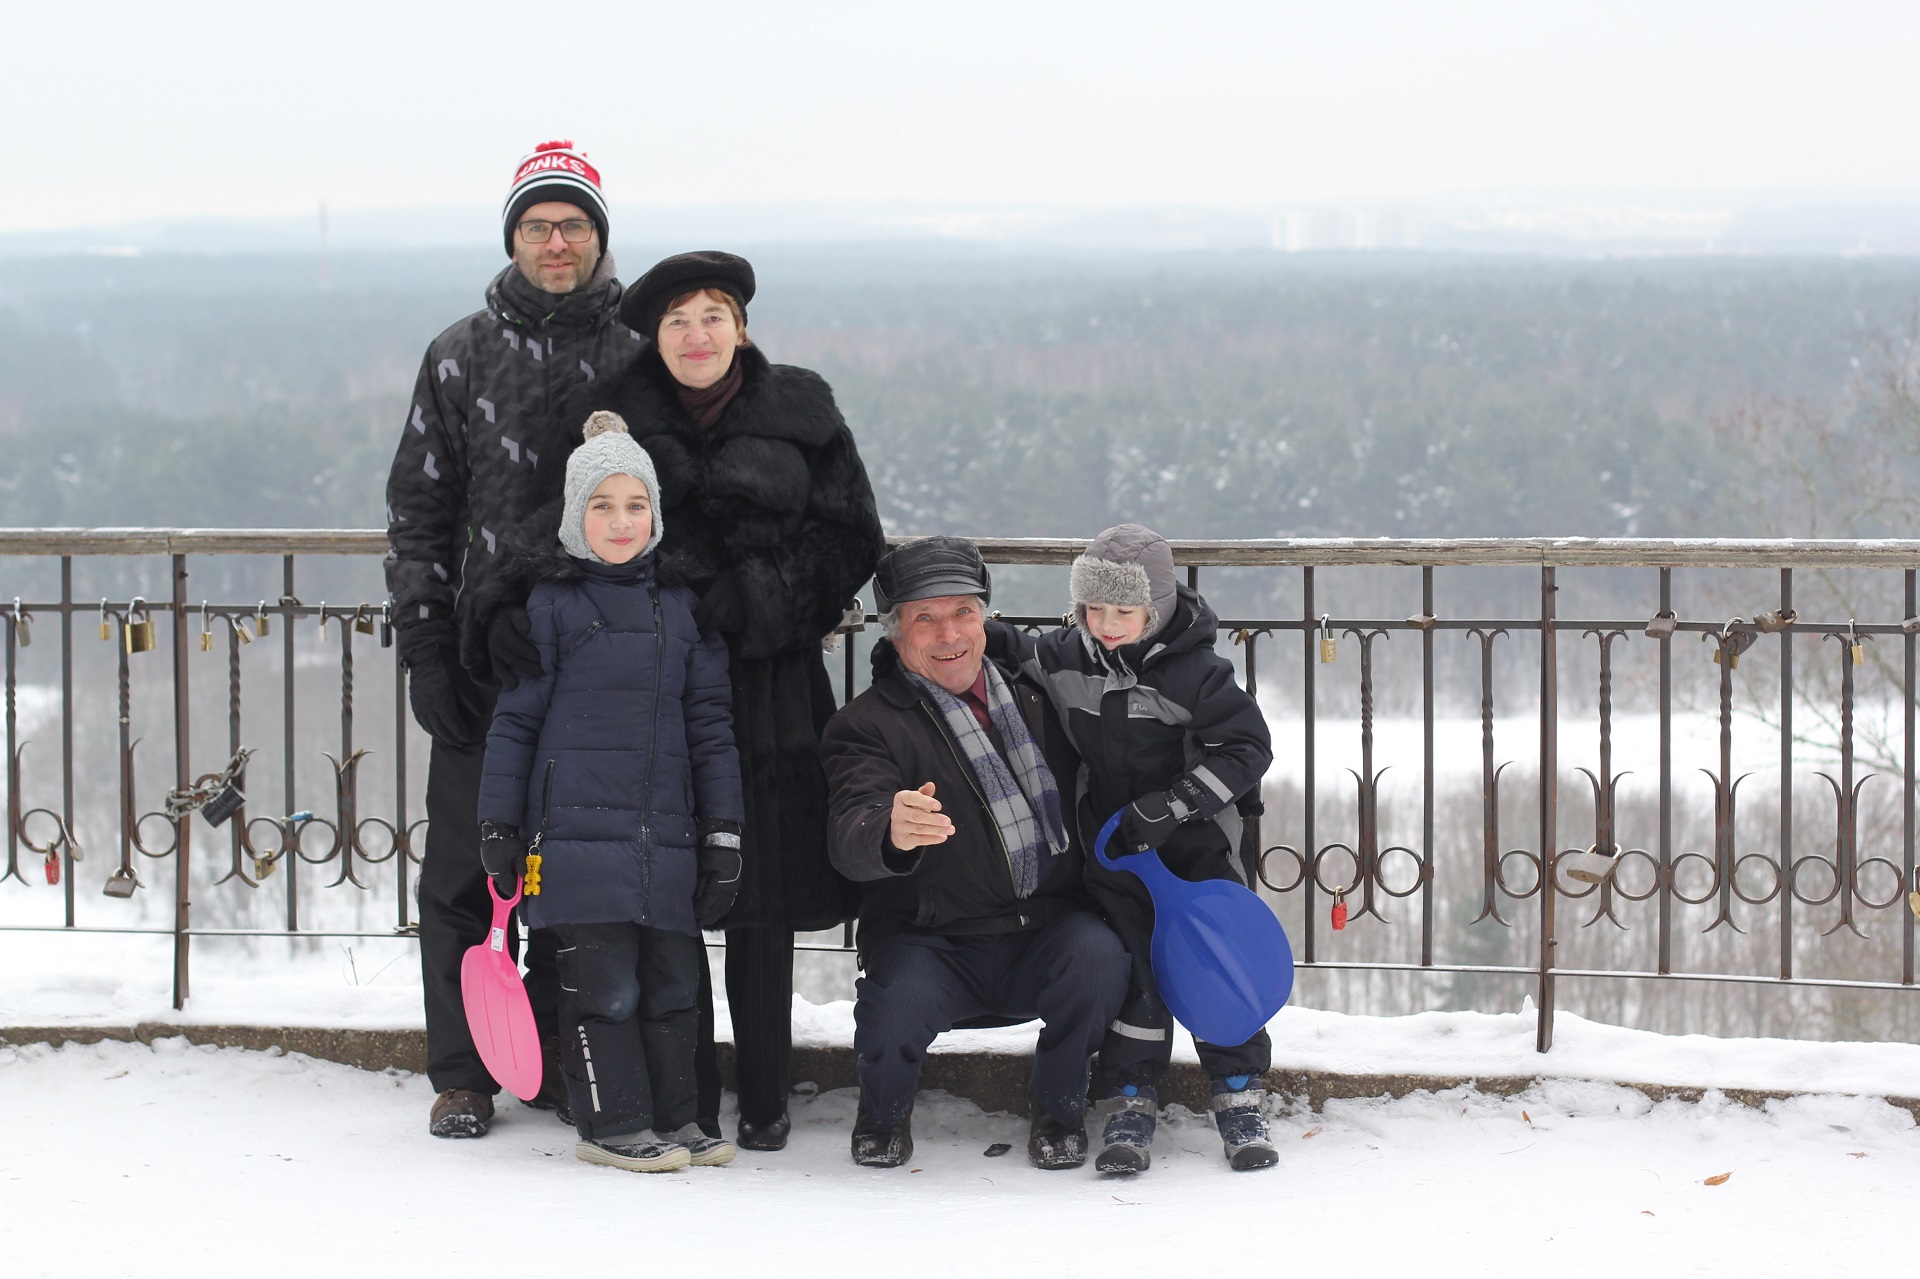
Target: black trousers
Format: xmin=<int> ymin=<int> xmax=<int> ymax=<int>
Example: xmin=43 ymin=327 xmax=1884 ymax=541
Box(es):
xmin=693 ymin=926 xmax=797 ymax=1130
xmin=853 ymin=911 xmax=1129 ymax=1128
xmin=419 ymin=728 xmax=559 ymax=1093
xmin=555 ymin=922 xmax=703 ymax=1140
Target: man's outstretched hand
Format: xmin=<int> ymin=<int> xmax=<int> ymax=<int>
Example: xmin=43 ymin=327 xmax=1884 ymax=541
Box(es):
xmin=890 ymin=782 xmax=955 ymax=851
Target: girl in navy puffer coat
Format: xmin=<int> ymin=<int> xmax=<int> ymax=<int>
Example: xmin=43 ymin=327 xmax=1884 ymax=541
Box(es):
xmin=477 ymin=411 xmax=744 ymax=1174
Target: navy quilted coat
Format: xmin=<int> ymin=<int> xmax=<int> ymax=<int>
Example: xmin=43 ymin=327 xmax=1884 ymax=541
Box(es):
xmin=476 ymin=550 xmax=744 ymax=934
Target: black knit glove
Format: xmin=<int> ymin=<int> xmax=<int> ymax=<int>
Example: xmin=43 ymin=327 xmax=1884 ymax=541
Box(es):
xmin=693 ymin=572 xmax=748 ymax=637
xmin=399 ymin=626 xmax=485 ymax=748
xmin=486 ymin=605 xmax=543 ymax=691
xmin=479 ymin=819 xmax=527 ymax=897
xmin=694 ymin=821 xmax=744 ymax=928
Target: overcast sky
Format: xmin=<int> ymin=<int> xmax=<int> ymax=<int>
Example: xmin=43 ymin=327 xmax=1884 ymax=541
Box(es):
xmin=4 ymin=0 xmax=1918 ymax=234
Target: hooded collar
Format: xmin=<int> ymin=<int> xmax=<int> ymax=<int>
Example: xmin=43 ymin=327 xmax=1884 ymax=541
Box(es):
xmin=1076 ymin=585 xmax=1217 ymax=678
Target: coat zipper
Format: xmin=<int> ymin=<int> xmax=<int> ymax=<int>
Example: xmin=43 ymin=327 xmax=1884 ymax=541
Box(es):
xmin=639 ymin=588 xmax=665 ymax=908
xmin=566 ymin=620 xmax=603 ymax=656
xmin=919 ymin=700 xmax=1020 ymax=899
xmin=531 ymin=758 xmax=556 ymax=853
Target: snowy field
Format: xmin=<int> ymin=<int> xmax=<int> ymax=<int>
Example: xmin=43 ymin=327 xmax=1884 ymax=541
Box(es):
xmin=5 ymin=1034 xmax=1917 ymax=1279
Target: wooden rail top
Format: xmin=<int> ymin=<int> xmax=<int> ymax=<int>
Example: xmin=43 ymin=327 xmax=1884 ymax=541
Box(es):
xmin=1 ymin=528 xmax=1919 ymax=569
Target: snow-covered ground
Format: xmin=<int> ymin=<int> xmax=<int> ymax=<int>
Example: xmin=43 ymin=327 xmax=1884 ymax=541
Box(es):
xmin=5 ymin=1034 xmax=1916 ymax=1279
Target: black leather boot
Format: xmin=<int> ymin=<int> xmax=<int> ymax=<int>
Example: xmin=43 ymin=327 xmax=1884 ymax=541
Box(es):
xmin=737 ymin=1111 xmax=791 ymax=1151
xmin=851 ymin=1096 xmax=914 ymax=1168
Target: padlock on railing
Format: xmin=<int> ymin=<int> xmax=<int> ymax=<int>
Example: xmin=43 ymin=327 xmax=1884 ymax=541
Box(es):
xmin=1331 ymin=885 xmax=1349 ymax=931
xmin=200 ymin=780 xmax=246 ymax=828
xmin=199 ymin=602 xmax=213 ymax=653
xmin=103 ymin=867 xmax=140 ymax=898
xmin=255 ymin=602 xmax=272 ymax=639
xmin=125 ymin=599 xmax=155 ymax=654
xmin=353 ymin=606 xmax=376 ymax=637
xmin=1644 ymin=610 xmax=1678 ymax=640
xmin=1318 ymin=614 xmax=1337 ymax=664
xmin=12 ymin=599 xmax=30 ymax=649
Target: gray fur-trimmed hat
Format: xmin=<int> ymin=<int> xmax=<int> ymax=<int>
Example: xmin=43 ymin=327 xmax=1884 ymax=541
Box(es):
xmin=560 ymin=411 xmax=663 ymax=563
xmin=1070 ymin=523 xmax=1177 ymax=639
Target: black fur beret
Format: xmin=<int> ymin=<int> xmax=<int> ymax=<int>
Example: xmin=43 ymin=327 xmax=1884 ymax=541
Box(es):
xmin=620 ymin=250 xmax=756 ymax=338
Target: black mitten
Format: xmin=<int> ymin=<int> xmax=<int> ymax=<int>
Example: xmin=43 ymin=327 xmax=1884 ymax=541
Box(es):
xmin=404 ymin=649 xmax=485 ymax=747
xmin=694 ymin=822 xmax=744 ymax=928
xmin=479 ymin=819 xmax=527 ymax=897
xmin=1119 ymin=792 xmax=1180 ymax=853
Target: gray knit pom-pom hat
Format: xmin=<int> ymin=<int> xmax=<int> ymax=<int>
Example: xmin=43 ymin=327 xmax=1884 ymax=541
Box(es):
xmin=559 ymin=411 xmax=663 ymax=563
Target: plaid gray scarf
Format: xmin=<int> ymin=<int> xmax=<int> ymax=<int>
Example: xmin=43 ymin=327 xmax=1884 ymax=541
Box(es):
xmin=906 ymin=663 xmax=1070 ymax=897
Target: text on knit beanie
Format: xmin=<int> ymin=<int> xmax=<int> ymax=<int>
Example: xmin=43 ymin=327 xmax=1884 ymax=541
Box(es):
xmin=502 ymin=140 xmax=610 ymax=258
xmin=1070 ymin=523 xmax=1178 ymax=639
xmin=560 ymin=412 xmax=663 ymax=563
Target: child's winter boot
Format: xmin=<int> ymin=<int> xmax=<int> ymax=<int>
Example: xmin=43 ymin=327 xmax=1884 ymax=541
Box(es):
xmin=575 ymin=1132 xmax=691 ymax=1173
xmin=1094 ymin=1084 xmax=1158 ymax=1173
xmin=663 ymin=1122 xmax=737 ymax=1167
xmin=1027 ymin=1109 xmax=1090 ymax=1170
xmin=1209 ymin=1074 xmax=1278 ymax=1171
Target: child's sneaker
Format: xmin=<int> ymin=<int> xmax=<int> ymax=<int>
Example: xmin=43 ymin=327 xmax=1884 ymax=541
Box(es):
xmin=1094 ymin=1084 xmax=1158 ymax=1173
xmin=1209 ymin=1075 xmax=1277 ymax=1171
xmin=664 ymin=1122 xmax=737 ymax=1166
xmin=575 ymin=1134 xmax=691 ymax=1173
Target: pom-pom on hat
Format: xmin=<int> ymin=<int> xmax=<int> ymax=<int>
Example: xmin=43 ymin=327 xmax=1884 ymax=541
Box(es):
xmin=1070 ymin=523 xmax=1178 ymax=640
xmin=560 ymin=411 xmax=663 ymax=564
xmin=502 ymin=140 xmax=609 ymax=257
xmin=619 ymin=250 xmax=756 ymax=339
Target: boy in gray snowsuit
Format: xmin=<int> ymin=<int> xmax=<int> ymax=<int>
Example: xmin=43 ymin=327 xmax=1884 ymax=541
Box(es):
xmin=1022 ymin=523 xmax=1277 ymax=1173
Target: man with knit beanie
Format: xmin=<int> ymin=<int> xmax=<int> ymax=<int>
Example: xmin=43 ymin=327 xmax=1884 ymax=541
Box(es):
xmin=1022 ymin=523 xmax=1279 ymax=1173
xmin=477 ymin=411 xmax=745 ymax=1172
xmin=385 ymin=141 xmax=641 ymax=1139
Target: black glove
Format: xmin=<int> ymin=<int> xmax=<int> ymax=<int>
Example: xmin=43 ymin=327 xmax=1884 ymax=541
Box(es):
xmin=693 ymin=572 xmax=748 ymax=637
xmin=486 ymin=605 xmax=543 ymax=691
xmin=1119 ymin=792 xmax=1180 ymax=853
xmin=694 ymin=822 xmax=744 ymax=929
xmin=1120 ymin=777 xmax=1214 ymax=852
xmin=479 ymin=819 xmax=527 ymax=897
xmin=402 ymin=640 xmax=486 ymax=748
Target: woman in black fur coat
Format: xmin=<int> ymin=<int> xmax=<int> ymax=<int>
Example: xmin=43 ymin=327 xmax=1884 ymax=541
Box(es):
xmin=596 ymin=251 xmax=886 ymax=1150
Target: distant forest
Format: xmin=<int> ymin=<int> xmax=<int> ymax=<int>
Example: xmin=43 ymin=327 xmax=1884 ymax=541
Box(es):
xmin=3 ymin=246 xmax=1919 ymax=544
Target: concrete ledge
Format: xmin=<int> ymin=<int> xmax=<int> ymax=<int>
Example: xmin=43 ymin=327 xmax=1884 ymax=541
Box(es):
xmin=9 ymin=1024 xmax=1919 ymax=1123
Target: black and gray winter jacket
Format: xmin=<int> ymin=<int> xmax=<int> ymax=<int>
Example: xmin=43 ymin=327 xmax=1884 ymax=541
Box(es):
xmin=1023 ymin=586 xmax=1272 ymax=882
xmin=384 ymin=260 xmax=642 ymax=678
xmin=821 ymin=629 xmax=1093 ymax=951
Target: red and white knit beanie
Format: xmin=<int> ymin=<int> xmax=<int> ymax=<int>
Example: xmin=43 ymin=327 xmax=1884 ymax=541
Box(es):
xmin=501 ymin=140 xmax=609 ymax=256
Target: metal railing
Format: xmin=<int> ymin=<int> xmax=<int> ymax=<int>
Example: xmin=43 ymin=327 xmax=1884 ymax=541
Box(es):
xmin=4 ymin=529 xmax=1919 ymax=1051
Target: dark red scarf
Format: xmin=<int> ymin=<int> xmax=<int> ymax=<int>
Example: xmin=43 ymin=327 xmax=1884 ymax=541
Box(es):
xmin=674 ymin=355 xmax=745 ymax=430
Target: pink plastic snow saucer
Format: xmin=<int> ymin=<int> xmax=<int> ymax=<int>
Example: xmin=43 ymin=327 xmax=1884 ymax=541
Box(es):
xmin=460 ymin=876 xmax=543 ymax=1102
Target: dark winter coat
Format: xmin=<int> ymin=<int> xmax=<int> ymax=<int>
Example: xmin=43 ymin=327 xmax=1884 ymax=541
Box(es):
xmin=585 ymin=343 xmax=887 ymax=930
xmin=385 ymin=261 xmax=643 ymax=673
xmin=1024 ymin=587 xmax=1270 ymax=873
xmin=1022 ymin=589 xmax=1271 ymax=1014
xmin=475 ymin=548 xmax=744 ymax=935
xmin=820 ymin=629 xmax=1094 ymax=951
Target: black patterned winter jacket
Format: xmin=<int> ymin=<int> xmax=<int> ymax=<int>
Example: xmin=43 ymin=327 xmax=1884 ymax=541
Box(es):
xmin=384 ymin=261 xmax=642 ymax=675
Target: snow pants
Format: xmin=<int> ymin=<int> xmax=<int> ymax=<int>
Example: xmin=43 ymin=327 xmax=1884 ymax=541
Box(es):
xmin=854 ymin=910 xmax=1128 ymax=1129
xmin=555 ymin=921 xmax=703 ymax=1140
xmin=1086 ymin=834 xmax=1271 ymax=1091
xmin=418 ymin=716 xmax=558 ymax=1094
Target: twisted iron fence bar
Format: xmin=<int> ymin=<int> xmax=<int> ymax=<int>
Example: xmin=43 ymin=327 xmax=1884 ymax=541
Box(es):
xmin=4 ymin=531 xmax=1920 ymax=1049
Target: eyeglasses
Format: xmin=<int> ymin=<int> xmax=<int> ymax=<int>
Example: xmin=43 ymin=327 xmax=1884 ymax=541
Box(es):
xmin=517 ymin=218 xmax=595 ymax=244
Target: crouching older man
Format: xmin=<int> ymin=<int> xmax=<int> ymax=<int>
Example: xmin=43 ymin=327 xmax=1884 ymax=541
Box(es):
xmin=820 ymin=537 xmax=1128 ymax=1170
